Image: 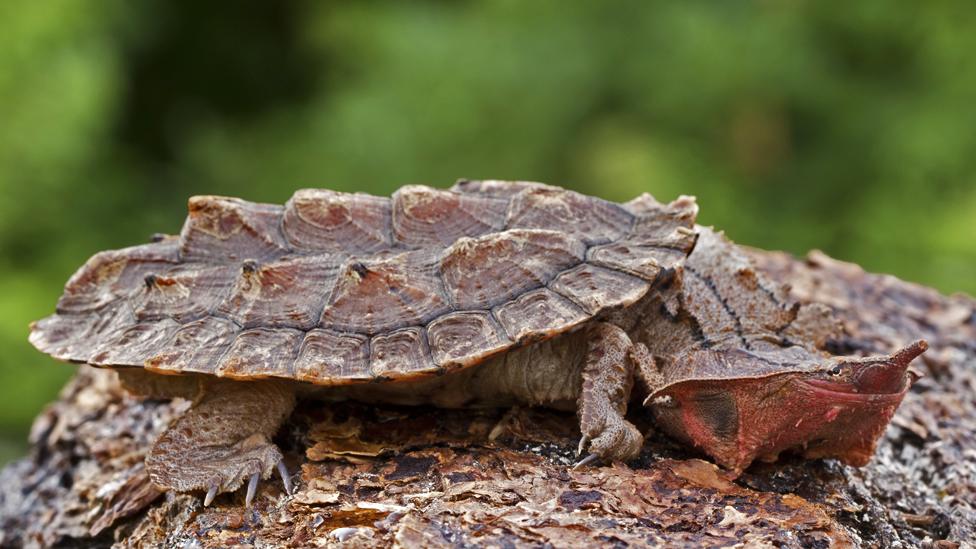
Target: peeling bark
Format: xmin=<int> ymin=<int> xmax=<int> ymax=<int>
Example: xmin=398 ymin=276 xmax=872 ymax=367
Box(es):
xmin=1 ymin=249 xmax=972 ymax=548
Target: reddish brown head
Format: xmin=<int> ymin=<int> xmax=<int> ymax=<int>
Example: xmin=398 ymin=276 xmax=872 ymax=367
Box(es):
xmin=647 ymin=340 xmax=927 ymax=475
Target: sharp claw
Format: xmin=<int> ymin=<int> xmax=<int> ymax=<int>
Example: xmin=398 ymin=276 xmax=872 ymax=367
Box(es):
xmin=487 ymin=420 xmax=507 ymax=442
xmin=204 ymin=483 xmax=218 ymax=507
xmin=488 ymin=406 xmax=519 ymax=442
xmin=245 ymin=472 xmax=259 ymax=508
xmin=577 ymin=436 xmax=590 ymax=456
xmin=277 ymin=460 xmax=293 ymax=495
xmin=574 ymin=453 xmax=600 ymax=470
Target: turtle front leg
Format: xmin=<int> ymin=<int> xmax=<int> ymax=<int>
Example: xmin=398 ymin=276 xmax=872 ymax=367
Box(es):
xmin=576 ymin=322 xmax=644 ymax=466
xmin=146 ymin=379 xmax=296 ymax=507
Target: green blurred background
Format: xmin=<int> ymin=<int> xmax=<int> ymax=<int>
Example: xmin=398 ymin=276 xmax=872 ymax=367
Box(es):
xmin=1 ymin=1 xmax=974 ymax=464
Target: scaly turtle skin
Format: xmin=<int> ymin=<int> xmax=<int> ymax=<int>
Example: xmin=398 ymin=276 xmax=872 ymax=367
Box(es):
xmin=28 ymin=180 xmax=924 ymax=507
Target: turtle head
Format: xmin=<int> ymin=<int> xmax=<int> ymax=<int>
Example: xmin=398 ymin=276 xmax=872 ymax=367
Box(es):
xmin=787 ymin=339 xmax=926 ymax=464
xmin=803 ymin=340 xmax=927 ymax=396
xmin=646 ymin=340 xmax=927 ymax=475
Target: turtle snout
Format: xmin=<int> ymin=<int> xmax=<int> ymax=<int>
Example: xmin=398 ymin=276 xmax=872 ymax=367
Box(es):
xmin=850 ymin=362 xmax=908 ymax=394
xmin=850 ymin=340 xmax=927 ymax=394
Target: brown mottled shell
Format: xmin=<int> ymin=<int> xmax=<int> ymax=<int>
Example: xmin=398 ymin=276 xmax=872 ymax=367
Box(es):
xmin=30 ymin=181 xmax=698 ymax=385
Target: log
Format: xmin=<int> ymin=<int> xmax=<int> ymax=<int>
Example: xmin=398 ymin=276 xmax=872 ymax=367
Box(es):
xmin=1 ymin=249 xmax=971 ymax=548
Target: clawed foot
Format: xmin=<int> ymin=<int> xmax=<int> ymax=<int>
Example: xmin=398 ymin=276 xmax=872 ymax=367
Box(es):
xmin=574 ymin=322 xmax=646 ymax=470
xmin=202 ymin=459 xmax=294 ymax=508
xmin=148 ymin=427 xmax=296 ymax=508
xmin=577 ymin=417 xmax=644 ymax=465
xmin=145 ymin=379 xmax=298 ymax=508
xmin=574 ymin=422 xmax=644 ymax=469
xmin=150 ymin=436 xmax=294 ymax=508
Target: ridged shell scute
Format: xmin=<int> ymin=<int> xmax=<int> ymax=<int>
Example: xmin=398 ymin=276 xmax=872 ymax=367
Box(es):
xmin=440 ymin=229 xmax=586 ymax=310
xmin=282 ymin=189 xmax=392 ymax=253
xmin=29 ymin=181 xmax=699 ymax=385
xmin=392 ymin=185 xmax=508 ymax=247
xmin=320 ymin=250 xmax=451 ymax=334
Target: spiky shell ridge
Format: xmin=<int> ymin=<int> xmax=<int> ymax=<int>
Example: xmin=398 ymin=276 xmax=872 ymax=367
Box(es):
xmin=30 ymin=181 xmax=697 ymax=385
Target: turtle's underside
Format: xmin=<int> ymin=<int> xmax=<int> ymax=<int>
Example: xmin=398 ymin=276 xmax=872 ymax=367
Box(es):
xmin=29 ymin=180 xmax=925 ymax=506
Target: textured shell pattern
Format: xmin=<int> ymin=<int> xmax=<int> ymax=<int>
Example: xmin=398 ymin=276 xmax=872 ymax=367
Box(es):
xmin=29 ymin=180 xmax=698 ymax=385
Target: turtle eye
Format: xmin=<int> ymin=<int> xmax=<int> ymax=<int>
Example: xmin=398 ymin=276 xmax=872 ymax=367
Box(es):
xmin=828 ymin=365 xmax=843 ymax=376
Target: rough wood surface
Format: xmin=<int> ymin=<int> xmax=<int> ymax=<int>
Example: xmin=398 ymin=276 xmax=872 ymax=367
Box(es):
xmin=2 ymin=248 xmax=972 ymax=548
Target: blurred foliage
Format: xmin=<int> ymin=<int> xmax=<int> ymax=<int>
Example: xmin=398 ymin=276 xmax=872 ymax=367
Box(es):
xmin=1 ymin=0 xmax=974 ymax=462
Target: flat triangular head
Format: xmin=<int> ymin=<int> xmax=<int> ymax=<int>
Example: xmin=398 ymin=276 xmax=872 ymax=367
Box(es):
xmin=647 ymin=338 xmax=926 ymax=474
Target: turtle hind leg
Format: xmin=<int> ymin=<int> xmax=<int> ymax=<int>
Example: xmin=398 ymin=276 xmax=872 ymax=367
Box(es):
xmin=575 ymin=322 xmax=644 ymax=466
xmin=145 ymin=378 xmax=297 ymax=507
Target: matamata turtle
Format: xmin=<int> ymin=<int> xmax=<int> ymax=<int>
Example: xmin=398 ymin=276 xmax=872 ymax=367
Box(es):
xmin=29 ymin=180 xmax=925 ymax=506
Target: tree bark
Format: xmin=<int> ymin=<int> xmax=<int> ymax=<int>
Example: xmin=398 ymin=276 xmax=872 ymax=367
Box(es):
xmin=1 ymin=249 xmax=971 ymax=548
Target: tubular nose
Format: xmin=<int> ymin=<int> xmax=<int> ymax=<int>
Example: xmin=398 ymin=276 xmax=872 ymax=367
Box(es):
xmin=852 ymin=340 xmax=927 ymax=394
